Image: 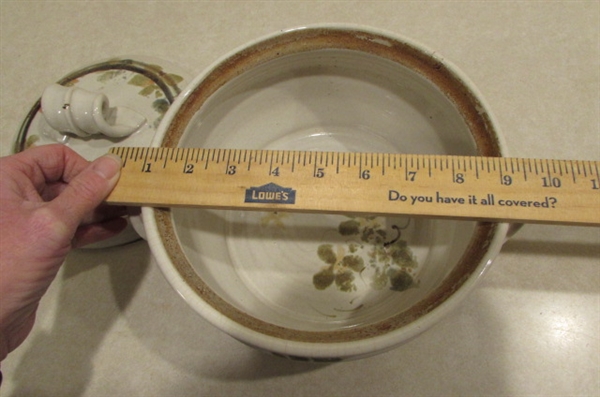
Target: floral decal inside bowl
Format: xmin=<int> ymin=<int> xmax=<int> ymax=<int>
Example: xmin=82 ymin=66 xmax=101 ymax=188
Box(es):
xmin=313 ymin=217 xmax=419 ymax=293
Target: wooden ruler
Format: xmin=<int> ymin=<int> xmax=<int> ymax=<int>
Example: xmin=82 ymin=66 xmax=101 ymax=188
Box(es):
xmin=106 ymin=147 xmax=600 ymax=226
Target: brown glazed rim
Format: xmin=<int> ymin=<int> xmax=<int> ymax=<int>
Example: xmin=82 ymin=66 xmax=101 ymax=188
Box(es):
xmin=155 ymin=27 xmax=502 ymax=343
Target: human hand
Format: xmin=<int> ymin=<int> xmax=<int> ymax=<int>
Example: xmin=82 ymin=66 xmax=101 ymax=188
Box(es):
xmin=0 ymin=144 xmax=127 ymax=361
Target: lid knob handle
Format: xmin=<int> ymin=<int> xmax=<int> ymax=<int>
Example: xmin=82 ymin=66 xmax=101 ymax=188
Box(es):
xmin=41 ymin=84 xmax=146 ymax=138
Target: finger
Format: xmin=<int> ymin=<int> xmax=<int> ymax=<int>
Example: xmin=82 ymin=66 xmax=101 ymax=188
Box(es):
xmin=72 ymin=217 xmax=129 ymax=248
xmin=80 ymin=204 xmax=128 ymax=226
xmin=12 ymin=145 xmax=89 ymax=190
xmin=49 ymin=154 xmax=122 ymax=231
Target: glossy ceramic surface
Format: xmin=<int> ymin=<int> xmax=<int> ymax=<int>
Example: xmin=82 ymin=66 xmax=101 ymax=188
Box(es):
xmin=144 ymin=25 xmax=509 ymax=360
xmin=15 ymin=57 xmax=190 ymax=247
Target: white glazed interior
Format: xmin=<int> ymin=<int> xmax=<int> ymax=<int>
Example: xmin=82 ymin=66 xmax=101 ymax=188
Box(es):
xmin=145 ymin=26 xmax=508 ymax=360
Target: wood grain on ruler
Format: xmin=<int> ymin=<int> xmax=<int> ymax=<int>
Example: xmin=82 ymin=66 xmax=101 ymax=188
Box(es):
xmin=106 ymin=147 xmax=600 ymax=226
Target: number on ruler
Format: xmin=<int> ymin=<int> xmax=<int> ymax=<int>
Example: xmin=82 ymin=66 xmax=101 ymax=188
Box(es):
xmin=542 ymin=177 xmax=561 ymax=188
xmin=184 ymin=164 xmax=194 ymax=174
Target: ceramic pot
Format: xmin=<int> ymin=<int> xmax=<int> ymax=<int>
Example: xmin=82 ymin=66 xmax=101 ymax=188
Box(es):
xmin=143 ymin=25 xmax=510 ymax=360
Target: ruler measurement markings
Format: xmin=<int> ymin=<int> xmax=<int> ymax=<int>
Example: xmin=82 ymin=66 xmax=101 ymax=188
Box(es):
xmin=268 ymin=151 xmax=275 ymax=176
xmin=183 ymin=148 xmax=191 ymax=173
xmin=291 ymin=152 xmax=296 ymax=173
xmin=358 ymin=153 xmax=363 ymax=179
xmin=118 ymin=147 xmax=128 ymax=167
xmin=108 ymin=148 xmax=600 ymax=226
xmin=247 ymin=151 xmax=253 ymax=171
xmin=141 ymin=148 xmax=150 ymax=173
xmin=225 ymin=150 xmax=233 ymax=175
xmin=546 ymin=159 xmax=554 ymax=186
xmin=204 ymin=150 xmax=211 ymax=170
xmin=451 ymin=157 xmax=456 ymax=183
xmin=569 ymin=160 xmax=577 ymax=184
xmin=428 ymin=156 xmax=433 ymax=178
xmin=130 ymin=147 xmax=139 ymax=162
xmin=131 ymin=147 xmax=140 ymax=163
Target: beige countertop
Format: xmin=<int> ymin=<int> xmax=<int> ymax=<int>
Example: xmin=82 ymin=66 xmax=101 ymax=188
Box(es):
xmin=1 ymin=1 xmax=598 ymax=396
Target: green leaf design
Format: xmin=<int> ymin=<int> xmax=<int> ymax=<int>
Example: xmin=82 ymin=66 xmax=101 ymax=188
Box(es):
xmin=317 ymin=244 xmax=337 ymax=265
xmin=313 ymin=266 xmax=335 ymax=290
xmin=312 ymin=217 xmax=419 ymax=293
xmin=128 ymin=74 xmax=153 ymax=87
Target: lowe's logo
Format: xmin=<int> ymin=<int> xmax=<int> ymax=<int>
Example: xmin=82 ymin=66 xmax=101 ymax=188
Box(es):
xmin=244 ymin=183 xmax=296 ymax=204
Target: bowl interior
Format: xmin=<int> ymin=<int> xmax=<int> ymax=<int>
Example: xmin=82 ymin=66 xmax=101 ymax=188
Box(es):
xmin=154 ymin=28 xmax=501 ymax=344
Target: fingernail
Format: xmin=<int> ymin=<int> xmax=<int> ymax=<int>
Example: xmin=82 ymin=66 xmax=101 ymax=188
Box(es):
xmin=92 ymin=154 xmax=122 ymax=180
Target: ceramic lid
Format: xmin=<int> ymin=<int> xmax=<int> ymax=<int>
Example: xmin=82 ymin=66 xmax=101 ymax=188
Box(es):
xmin=14 ymin=56 xmax=191 ymax=159
xmin=14 ymin=57 xmax=191 ymax=247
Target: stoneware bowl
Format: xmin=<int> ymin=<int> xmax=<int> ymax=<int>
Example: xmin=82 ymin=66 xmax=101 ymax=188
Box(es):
xmin=143 ymin=25 xmax=510 ymax=361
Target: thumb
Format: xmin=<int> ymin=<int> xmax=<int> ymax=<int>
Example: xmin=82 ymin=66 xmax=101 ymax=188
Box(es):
xmin=51 ymin=154 xmax=122 ymax=229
